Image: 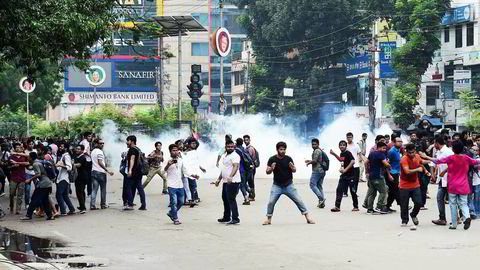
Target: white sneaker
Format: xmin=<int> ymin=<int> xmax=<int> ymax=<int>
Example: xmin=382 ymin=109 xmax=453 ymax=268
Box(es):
xmin=401 ymin=223 xmax=408 ymax=227
xmin=410 ymin=225 xmax=417 ymax=231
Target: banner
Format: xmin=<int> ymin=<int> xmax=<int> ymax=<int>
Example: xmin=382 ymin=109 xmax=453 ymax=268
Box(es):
xmin=62 ymin=92 xmax=158 ymax=104
xmin=453 ymin=70 xmax=471 ymax=92
xmin=379 ymin=42 xmax=396 ymax=78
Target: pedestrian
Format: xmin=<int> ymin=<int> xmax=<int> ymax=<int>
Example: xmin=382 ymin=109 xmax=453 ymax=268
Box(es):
xmin=364 ymin=142 xmax=391 ymax=214
xmin=143 ymin=142 xmax=168 ymax=194
xmin=125 ymin=135 xmax=146 ymax=211
xmin=183 ymin=139 xmax=206 ymax=206
xmin=305 ymin=138 xmax=326 ymax=208
xmin=471 ymin=146 xmax=480 ymax=218
xmin=24 ymin=139 xmax=36 ymax=208
xmin=263 ymin=142 xmax=315 ymax=225
xmin=386 ymin=137 xmax=403 ymax=213
xmin=8 ymin=143 xmax=29 ymax=214
xmin=423 ymin=141 xmax=480 ymax=230
xmin=55 ymin=141 xmax=76 ymax=216
xmin=346 ymin=132 xmax=363 ymax=196
xmin=399 ymin=144 xmax=430 ymax=230
xmin=214 ymin=139 xmax=242 ymax=225
xmin=0 ymin=143 xmax=11 ymax=196
xmin=243 ymin=135 xmax=259 ymax=201
xmin=165 ymin=144 xmax=196 ymax=225
xmin=74 ymin=145 xmax=88 ymax=214
xmin=80 ymin=132 xmax=93 ymax=196
xmin=358 ymin=133 xmax=368 ymax=182
xmin=330 ymin=140 xmax=358 ymax=212
xmin=235 ymin=138 xmax=253 ymax=205
xmin=90 ymin=139 xmax=114 ymax=210
xmin=430 ymin=136 xmax=454 ymax=226
xmin=21 ymin=152 xmax=54 ymax=221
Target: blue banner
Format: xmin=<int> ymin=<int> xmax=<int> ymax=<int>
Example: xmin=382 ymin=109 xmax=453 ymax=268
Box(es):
xmin=379 ymin=42 xmax=396 ymax=78
xmin=345 ymin=55 xmax=372 ymax=77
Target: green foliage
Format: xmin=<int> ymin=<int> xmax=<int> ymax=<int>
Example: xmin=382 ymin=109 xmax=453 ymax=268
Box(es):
xmin=388 ymin=83 xmax=418 ymax=130
xmin=0 ymin=106 xmax=43 ymax=137
xmin=232 ymin=0 xmax=371 ymax=115
xmin=459 ymin=90 xmax=480 ymax=131
xmin=0 ymin=61 xmax=63 ymax=114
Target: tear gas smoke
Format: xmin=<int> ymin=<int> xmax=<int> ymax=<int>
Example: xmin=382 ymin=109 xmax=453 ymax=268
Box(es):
xmin=101 ymin=110 xmax=393 ymax=181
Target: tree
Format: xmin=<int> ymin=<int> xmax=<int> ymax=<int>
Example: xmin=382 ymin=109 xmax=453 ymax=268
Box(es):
xmin=459 ymin=90 xmax=480 ymax=131
xmin=233 ymin=0 xmax=371 ymax=115
xmin=0 ymin=61 xmax=62 ymax=114
xmin=371 ymin=0 xmax=450 ymax=129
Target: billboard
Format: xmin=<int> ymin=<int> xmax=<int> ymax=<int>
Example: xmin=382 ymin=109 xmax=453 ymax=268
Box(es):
xmin=345 ymin=55 xmax=372 ymax=77
xmin=64 ymin=57 xmax=160 ymax=92
xmin=379 ymin=42 xmax=396 ymax=78
xmin=62 ymin=92 xmax=157 ymax=104
xmin=453 ymin=70 xmax=471 ymax=92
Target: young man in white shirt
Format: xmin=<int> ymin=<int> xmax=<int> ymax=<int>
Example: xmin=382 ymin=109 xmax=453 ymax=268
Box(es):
xmin=55 ymin=141 xmax=76 ymax=215
xmin=431 ymin=136 xmax=454 ymax=226
xmin=214 ymin=140 xmax=241 ymax=225
xmin=346 ymin=132 xmax=364 ymax=196
xmin=183 ymin=139 xmax=206 ymax=206
xmin=90 ymin=139 xmax=114 ymax=210
xmin=165 ymin=144 xmax=196 ymax=225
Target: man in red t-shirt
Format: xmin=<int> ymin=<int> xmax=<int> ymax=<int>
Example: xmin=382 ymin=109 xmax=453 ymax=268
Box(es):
xmin=399 ymin=143 xmax=430 ymax=230
xmin=9 ymin=143 xmax=29 ymax=214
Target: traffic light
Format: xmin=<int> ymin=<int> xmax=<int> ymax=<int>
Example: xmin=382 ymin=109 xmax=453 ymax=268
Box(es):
xmin=187 ymin=64 xmax=204 ymax=112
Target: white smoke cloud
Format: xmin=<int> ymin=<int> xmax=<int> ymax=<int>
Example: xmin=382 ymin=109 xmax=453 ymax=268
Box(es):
xmin=100 ymin=110 xmax=393 ymax=181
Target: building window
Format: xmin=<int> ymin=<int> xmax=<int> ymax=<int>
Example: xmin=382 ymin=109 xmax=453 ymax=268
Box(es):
xmin=426 ymin=85 xmax=440 ymax=106
xmin=192 ymin=13 xmax=208 ymax=26
xmin=234 ymin=71 xmax=245 ymax=86
xmin=455 ymin=25 xmax=463 ymax=48
xmin=467 ymin=23 xmax=474 ymax=46
xmin=191 ymin=42 xmax=209 ymax=56
xmin=444 ymin=27 xmax=450 ymax=43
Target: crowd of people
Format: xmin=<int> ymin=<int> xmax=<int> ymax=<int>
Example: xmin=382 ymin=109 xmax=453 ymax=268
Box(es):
xmin=1 ymin=128 xmax=480 ymax=230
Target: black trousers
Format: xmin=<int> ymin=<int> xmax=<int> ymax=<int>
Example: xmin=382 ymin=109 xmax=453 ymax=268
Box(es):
xmin=26 ymin=187 xmax=52 ymax=218
xmin=335 ymin=177 xmax=358 ymax=208
xmin=75 ymin=178 xmax=87 ymax=211
xmin=86 ymin=161 xmax=93 ymax=195
xmin=222 ymin=182 xmax=240 ymax=221
xmin=386 ymin=174 xmax=400 ymax=208
xmin=399 ymin=188 xmax=422 ymax=224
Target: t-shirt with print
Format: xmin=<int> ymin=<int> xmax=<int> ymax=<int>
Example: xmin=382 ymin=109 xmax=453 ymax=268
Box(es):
xmin=311 ymin=149 xmax=324 ymax=173
xmin=267 ymin=155 xmax=294 ymax=187
xmin=340 ymin=150 xmax=355 ymax=179
xmin=368 ymin=151 xmax=387 ymax=179
xmin=9 ymin=155 xmax=27 ymax=183
xmin=399 ymin=154 xmax=422 ymax=189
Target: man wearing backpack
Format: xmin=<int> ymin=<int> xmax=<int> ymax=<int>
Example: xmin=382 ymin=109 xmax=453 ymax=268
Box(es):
xmin=21 ymin=152 xmax=54 ymax=220
xmin=125 ymin=135 xmax=146 ymax=211
xmin=235 ymin=138 xmax=253 ymax=205
xmin=305 ymin=138 xmax=327 ymax=208
xmin=243 ymin=135 xmax=259 ymax=201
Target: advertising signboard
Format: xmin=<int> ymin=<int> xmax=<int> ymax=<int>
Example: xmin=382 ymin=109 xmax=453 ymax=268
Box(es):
xmin=453 ymin=70 xmax=471 ymax=92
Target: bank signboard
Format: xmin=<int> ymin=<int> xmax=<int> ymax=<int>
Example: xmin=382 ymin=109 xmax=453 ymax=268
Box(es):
xmin=64 ymin=57 xmax=160 ymax=92
xmin=62 ymin=92 xmax=157 ymax=104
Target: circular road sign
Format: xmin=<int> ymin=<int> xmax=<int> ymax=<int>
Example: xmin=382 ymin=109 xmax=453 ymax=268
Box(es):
xmin=212 ymin=27 xmax=232 ymax=57
xmin=19 ymin=77 xmax=36 ymax=93
xmin=85 ymin=65 xmax=106 ymax=86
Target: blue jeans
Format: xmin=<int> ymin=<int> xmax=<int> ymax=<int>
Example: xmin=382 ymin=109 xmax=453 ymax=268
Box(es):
xmin=56 ymin=181 xmax=75 ymax=214
xmin=472 ymin=185 xmax=480 ymax=216
xmin=168 ymin=187 xmax=185 ymax=221
xmin=240 ymin=170 xmax=250 ymax=198
xmin=436 ymin=185 xmax=448 ymax=221
xmin=309 ymin=171 xmax=326 ymax=201
xmin=266 ymin=184 xmax=308 ymax=217
xmin=91 ymin=171 xmax=107 ymax=208
xmin=449 ymin=193 xmax=470 ymax=227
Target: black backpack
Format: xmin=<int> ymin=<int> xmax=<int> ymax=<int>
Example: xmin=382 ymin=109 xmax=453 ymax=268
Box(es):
xmin=236 ymin=148 xmax=253 ymax=172
xmin=135 ymin=147 xmax=150 ymax=176
xmin=320 ymin=149 xmax=330 ymax=171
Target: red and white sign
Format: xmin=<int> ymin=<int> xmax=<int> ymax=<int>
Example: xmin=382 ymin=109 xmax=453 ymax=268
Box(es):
xmin=62 ymin=92 xmax=158 ymax=104
xmin=212 ymin=27 xmax=232 ymax=57
xmin=19 ymin=77 xmax=35 ymax=93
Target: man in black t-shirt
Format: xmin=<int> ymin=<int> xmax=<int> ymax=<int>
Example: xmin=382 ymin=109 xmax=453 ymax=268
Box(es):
xmin=125 ymin=135 xmax=146 ymax=211
xmin=74 ymin=145 xmax=88 ymax=213
xmin=263 ymin=142 xmax=315 ymax=225
xmin=330 ymin=140 xmax=358 ymax=212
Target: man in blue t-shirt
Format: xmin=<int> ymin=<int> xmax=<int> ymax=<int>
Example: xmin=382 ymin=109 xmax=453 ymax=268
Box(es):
xmin=365 ymin=142 xmax=391 ymax=214
xmin=386 ymin=137 xmax=403 ymax=213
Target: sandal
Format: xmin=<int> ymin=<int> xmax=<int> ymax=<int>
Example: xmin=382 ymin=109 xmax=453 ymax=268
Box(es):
xmin=173 ymin=220 xmax=181 ymax=225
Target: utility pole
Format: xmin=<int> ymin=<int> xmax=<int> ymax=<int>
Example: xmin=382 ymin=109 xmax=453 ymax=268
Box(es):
xmin=219 ymin=0 xmax=224 ymax=114
xmin=245 ymin=50 xmax=250 ymax=113
xmin=178 ymin=28 xmax=182 ymax=121
xmin=157 ymin=38 xmax=164 ymax=119
xmin=368 ymin=21 xmax=379 ymax=131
